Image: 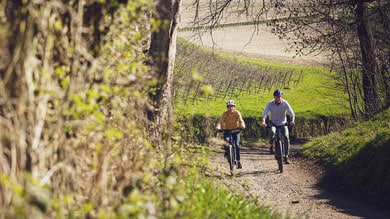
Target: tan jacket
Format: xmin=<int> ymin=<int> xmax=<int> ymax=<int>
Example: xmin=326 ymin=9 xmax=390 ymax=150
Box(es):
xmin=216 ymin=109 xmax=246 ymax=130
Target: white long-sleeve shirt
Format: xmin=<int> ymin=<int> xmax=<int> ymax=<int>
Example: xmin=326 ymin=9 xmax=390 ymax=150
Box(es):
xmin=262 ymin=99 xmax=295 ymax=126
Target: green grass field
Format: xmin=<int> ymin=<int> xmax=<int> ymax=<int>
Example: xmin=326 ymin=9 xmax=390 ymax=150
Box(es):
xmin=174 ymin=38 xmax=390 ymax=210
xmin=174 ymin=38 xmax=350 ymax=119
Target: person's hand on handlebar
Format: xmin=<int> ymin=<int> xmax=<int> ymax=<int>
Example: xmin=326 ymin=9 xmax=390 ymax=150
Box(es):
xmin=261 ymin=122 xmax=267 ymax=128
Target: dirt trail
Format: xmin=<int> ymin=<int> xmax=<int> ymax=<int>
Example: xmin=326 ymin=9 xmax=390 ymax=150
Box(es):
xmin=208 ymin=141 xmax=390 ymax=219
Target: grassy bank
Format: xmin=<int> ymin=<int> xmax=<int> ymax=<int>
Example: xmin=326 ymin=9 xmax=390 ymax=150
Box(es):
xmin=300 ymin=108 xmax=390 ymax=206
xmin=176 ymin=165 xmax=278 ymax=218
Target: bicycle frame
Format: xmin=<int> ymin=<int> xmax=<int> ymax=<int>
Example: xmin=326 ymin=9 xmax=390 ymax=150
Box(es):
xmin=217 ymin=128 xmax=241 ymax=174
xmin=273 ymin=124 xmax=287 ymax=173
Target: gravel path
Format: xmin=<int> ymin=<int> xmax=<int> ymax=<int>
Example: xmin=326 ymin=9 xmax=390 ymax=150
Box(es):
xmin=208 ymin=141 xmax=390 ymax=218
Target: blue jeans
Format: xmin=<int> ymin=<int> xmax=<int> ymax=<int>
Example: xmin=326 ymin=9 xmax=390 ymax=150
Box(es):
xmin=224 ymin=131 xmax=241 ymax=161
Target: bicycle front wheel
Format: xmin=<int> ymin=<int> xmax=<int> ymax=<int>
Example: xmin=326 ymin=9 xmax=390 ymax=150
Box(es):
xmin=227 ymin=145 xmax=236 ymax=172
xmin=231 ymin=144 xmax=237 ymax=172
xmin=276 ymin=140 xmax=283 ymax=173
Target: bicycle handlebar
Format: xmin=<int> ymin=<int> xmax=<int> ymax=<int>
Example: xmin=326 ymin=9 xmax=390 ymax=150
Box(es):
xmin=216 ymin=127 xmax=243 ymax=133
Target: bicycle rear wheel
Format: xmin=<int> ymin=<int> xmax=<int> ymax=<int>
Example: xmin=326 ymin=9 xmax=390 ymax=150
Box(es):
xmin=276 ymin=140 xmax=283 ymax=173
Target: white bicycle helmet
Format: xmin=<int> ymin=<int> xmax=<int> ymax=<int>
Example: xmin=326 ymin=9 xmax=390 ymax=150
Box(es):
xmin=226 ymin=100 xmax=236 ymax=106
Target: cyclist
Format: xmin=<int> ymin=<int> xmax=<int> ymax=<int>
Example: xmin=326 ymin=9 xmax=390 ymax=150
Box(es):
xmin=261 ymin=89 xmax=295 ymax=164
xmin=216 ymin=100 xmax=246 ymax=169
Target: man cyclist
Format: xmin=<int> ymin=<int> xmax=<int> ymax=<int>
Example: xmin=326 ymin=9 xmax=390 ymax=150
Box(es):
xmin=216 ymin=100 xmax=246 ymax=169
xmin=261 ymin=89 xmax=295 ymax=164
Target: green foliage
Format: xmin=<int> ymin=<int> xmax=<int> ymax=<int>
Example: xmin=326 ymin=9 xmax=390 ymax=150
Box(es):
xmin=301 ymin=108 xmax=390 ymax=204
xmin=1 ymin=0 xmax=161 ymax=217
xmin=179 ymin=172 xmax=276 ymax=218
xmin=0 ymin=173 xmax=50 ymax=218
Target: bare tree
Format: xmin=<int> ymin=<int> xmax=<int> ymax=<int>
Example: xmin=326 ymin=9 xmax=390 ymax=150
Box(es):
xmin=268 ymin=0 xmax=389 ymax=117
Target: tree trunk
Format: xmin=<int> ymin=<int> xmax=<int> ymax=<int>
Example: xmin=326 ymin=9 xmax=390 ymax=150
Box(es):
xmin=148 ymin=0 xmax=181 ymax=147
xmin=355 ymin=0 xmax=381 ymax=115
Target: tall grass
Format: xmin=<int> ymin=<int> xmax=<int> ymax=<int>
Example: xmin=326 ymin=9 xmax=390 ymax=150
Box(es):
xmin=177 ymin=169 xmax=278 ymax=218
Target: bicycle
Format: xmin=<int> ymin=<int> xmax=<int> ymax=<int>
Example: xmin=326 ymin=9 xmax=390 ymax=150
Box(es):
xmin=216 ymin=128 xmax=241 ymax=174
xmin=270 ymin=124 xmax=289 ymax=173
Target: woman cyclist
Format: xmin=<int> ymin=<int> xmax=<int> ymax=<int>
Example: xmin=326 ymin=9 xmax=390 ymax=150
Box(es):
xmin=216 ymin=100 xmax=246 ymax=169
